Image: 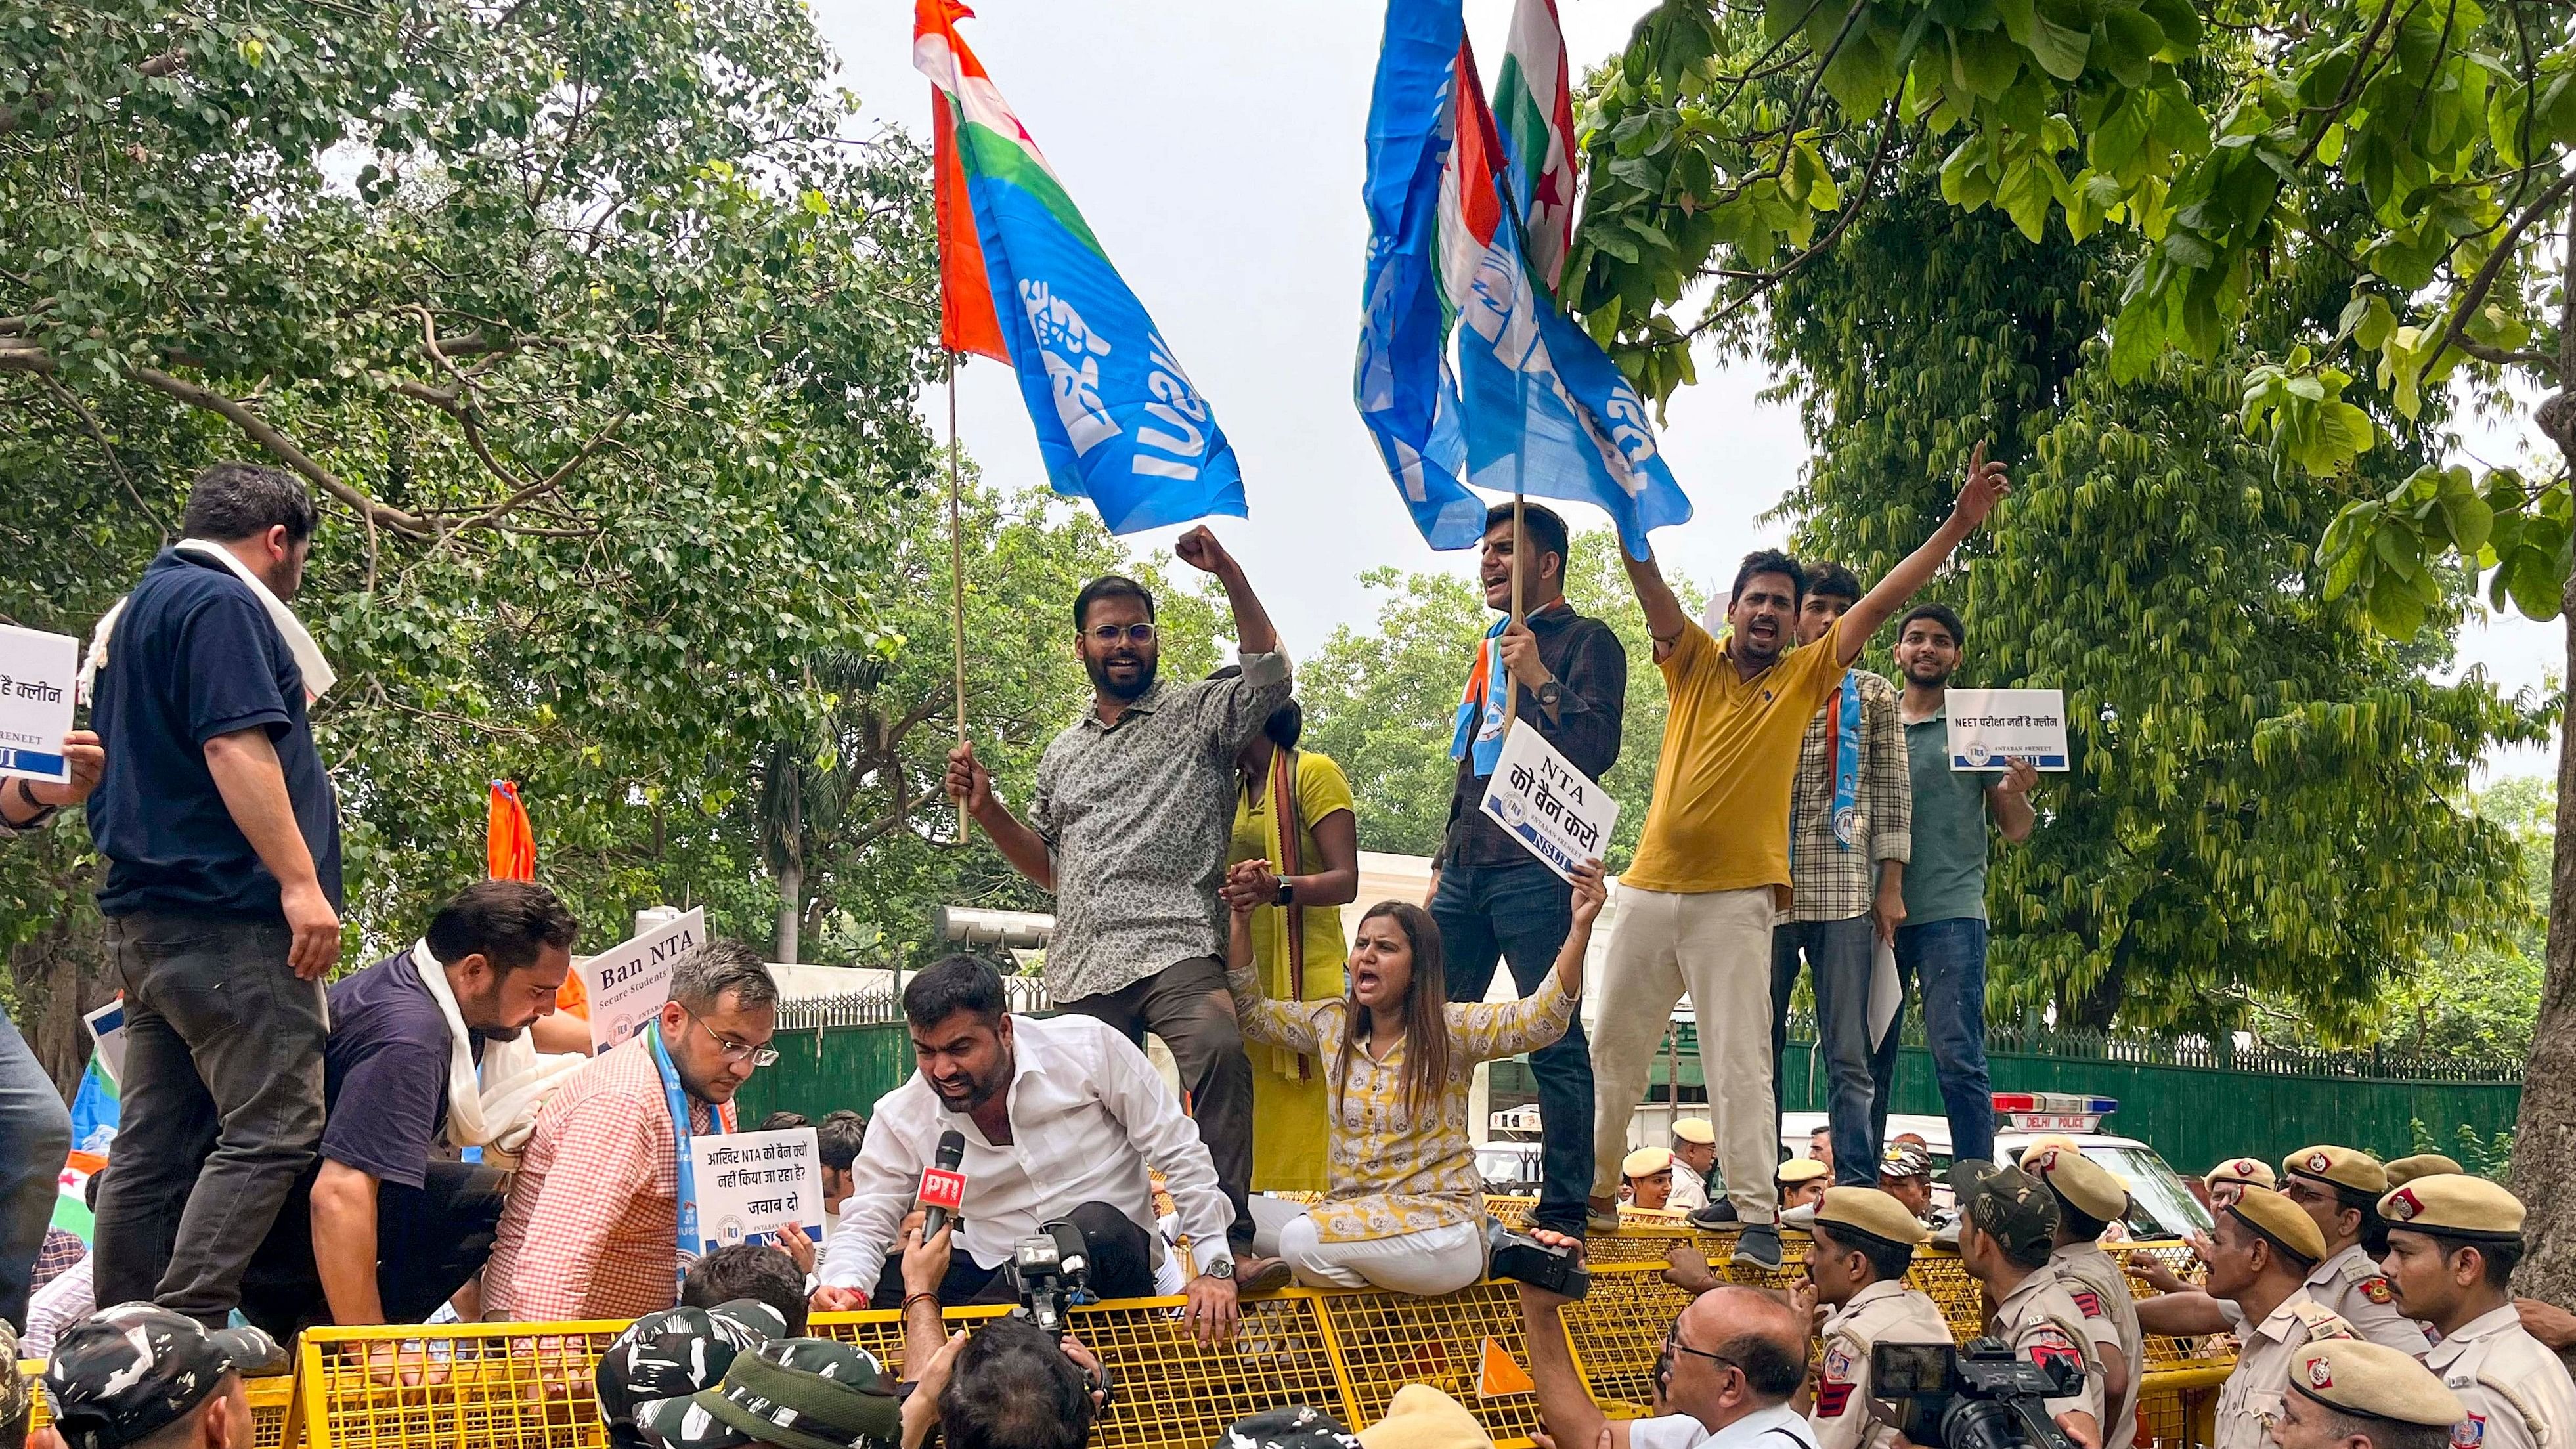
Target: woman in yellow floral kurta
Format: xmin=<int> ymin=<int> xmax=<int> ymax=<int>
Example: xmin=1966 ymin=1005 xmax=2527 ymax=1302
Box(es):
xmin=1221 ymin=855 xmax=1607 ymax=1294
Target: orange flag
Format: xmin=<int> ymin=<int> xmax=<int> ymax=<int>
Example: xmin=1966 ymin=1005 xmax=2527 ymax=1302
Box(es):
xmin=919 ymin=0 xmax=1012 ymax=362
xmin=486 ymin=781 xmax=536 ymax=882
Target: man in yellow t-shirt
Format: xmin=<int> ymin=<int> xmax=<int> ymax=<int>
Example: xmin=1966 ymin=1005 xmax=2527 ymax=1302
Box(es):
xmin=1589 ymin=444 xmax=2011 ymax=1272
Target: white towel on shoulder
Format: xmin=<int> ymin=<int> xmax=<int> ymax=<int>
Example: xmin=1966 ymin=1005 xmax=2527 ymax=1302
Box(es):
xmin=411 ymin=938 xmax=586 ymax=1171
xmin=81 ymin=538 xmax=337 ymax=704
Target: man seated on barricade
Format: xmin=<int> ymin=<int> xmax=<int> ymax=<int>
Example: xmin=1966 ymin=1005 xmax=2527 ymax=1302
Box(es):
xmin=1517 ymin=1230 xmax=1818 ymax=1449
xmin=635 ymin=1337 xmax=902 ymax=1449
xmin=2270 ymin=1341 xmax=2466 ymax=1449
xmin=595 ymin=1300 xmax=787 ymax=1449
xmin=31 ymin=1305 xmax=279 ymax=1449
xmin=483 ymin=940 xmax=781 ymax=1323
xmin=236 ymin=880 xmax=579 ymax=1341
xmin=813 ymin=956 xmax=1242 ymax=1343
xmin=2021 ymin=1145 xmax=2144 ymax=1449
xmin=1948 ymin=1160 xmax=2107 ymax=1449
xmin=1220 ymin=857 xmax=1607 ymax=1295
xmin=2376 ymin=1174 xmax=2576 ymax=1448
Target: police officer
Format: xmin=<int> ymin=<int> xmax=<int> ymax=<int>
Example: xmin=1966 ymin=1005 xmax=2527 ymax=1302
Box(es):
xmin=2382 ymin=1155 xmax=2464 ymax=1191
xmin=2277 ymin=1145 xmax=2433 ymax=1355
xmin=2269 ymin=1339 xmax=2466 ymax=1449
xmin=2026 ymin=1145 xmax=2145 ymax=1449
xmin=2200 ymin=1186 xmax=2360 ymax=1449
xmin=1951 ymin=1160 xmax=2105 ymax=1448
xmin=2210 ymin=1156 xmax=2279 ymax=1207
xmin=1797 ymin=1188 xmax=1951 ymax=1449
xmin=2378 ymin=1174 xmax=2576 ymax=1449
xmin=37 ymin=1303 xmax=279 ymax=1449
xmin=1623 ymin=1148 xmax=1680 ymax=1213
xmin=1669 ymin=1119 xmax=1718 ymax=1214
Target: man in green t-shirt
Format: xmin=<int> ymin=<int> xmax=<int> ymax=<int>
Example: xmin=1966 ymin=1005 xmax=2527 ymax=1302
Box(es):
xmin=1870 ymin=603 xmax=2036 ymax=1166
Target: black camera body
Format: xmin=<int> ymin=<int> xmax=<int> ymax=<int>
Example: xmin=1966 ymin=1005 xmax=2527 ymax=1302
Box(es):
xmin=1007 ymin=1220 xmax=1090 ymax=1341
xmin=1868 ymin=1338 xmax=2085 ymax=1449
xmin=1486 ymin=1221 xmax=1590 ymax=1300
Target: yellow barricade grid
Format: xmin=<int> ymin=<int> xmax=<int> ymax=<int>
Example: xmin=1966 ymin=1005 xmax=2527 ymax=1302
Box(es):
xmin=298 ymin=1320 xmax=632 ymax=1449
xmin=1307 ymin=1280 xmax=1558 ymax=1447
xmin=1559 ymin=1263 xmax=1695 ymax=1417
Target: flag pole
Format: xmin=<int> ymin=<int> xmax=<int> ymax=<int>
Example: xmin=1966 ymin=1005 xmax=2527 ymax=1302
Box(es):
xmin=1502 ymin=492 xmax=1526 ymax=730
xmin=947 ymin=350 xmax=972 ymax=848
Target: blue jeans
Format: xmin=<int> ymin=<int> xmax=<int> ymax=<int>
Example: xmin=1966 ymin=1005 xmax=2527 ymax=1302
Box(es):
xmin=1871 ymin=917 xmax=1994 ymax=1165
xmin=0 ymin=1014 xmax=72 ymax=1330
xmin=1770 ymin=917 xmax=1879 ymax=1186
xmin=1431 ymin=859 xmax=1591 ymax=1234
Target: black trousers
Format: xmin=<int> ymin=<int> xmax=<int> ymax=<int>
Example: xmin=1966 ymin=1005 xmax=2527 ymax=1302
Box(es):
xmin=865 ymin=1200 xmax=1154 ymax=1308
xmin=91 ymin=911 xmax=328 ymax=1326
xmin=238 ymin=1159 xmax=508 ymax=1339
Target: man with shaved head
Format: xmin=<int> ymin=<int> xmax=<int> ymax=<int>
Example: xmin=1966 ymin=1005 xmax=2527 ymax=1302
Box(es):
xmin=1516 ymin=1228 xmax=1818 ymax=1448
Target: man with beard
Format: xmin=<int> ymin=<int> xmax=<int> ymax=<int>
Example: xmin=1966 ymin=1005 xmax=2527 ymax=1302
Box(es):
xmin=1867 ymin=602 xmax=2036 ymax=1167
xmin=943 ymin=523 xmax=1288 ymax=1268
xmin=812 ymin=957 xmax=1242 ymax=1343
xmin=238 ymin=880 xmax=577 ymax=1339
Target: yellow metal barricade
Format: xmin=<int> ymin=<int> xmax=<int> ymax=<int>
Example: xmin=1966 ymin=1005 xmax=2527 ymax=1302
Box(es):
xmin=297 ymin=1320 xmax=632 ymax=1449
xmin=20 ymin=1360 xmax=295 ymax=1446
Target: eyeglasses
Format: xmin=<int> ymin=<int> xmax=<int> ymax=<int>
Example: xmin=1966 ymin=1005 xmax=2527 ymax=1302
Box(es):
xmin=1085 ymin=623 xmax=1158 ymax=646
xmin=688 ymin=1009 xmax=779 ymax=1067
xmin=1662 ymin=1330 xmax=1743 ymax=1378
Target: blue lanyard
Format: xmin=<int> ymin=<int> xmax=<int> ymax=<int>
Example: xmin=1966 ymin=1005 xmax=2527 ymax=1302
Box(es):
xmin=1829 ymin=671 xmax=1863 ymax=850
xmin=649 ymin=1027 xmax=708 ymax=1293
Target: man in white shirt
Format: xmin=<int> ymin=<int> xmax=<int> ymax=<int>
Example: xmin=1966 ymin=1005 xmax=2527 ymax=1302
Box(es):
xmin=1517 ymin=1228 xmax=1818 ymax=1449
xmin=812 ymin=956 xmax=1244 ymax=1343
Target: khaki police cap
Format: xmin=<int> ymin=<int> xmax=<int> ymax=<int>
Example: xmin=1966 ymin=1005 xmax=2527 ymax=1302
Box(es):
xmin=2379 ymin=1173 xmax=2524 ymax=1242
xmin=1672 ymin=1118 xmax=1716 ymax=1146
xmin=2017 ymin=1135 xmax=2084 ymax=1167
xmin=1778 ymin=1158 xmax=1831 ymax=1186
xmin=2023 ymin=1144 xmax=2130 ymax=1222
xmin=1623 ymin=1147 xmax=1675 ymax=1179
xmin=2207 ymin=1157 xmax=2277 ymax=1190
xmin=2228 ymin=1184 xmax=2327 ymax=1265
xmin=2284 ymin=1145 xmax=2387 ymax=1197
xmin=2292 ymin=1339 xmax=2466 ymax=1427
xmin=2383 ymin=1154 xmax=2464 ymax=1190
xmin=1816 ymin=1186 xmax=1932 ymax=1247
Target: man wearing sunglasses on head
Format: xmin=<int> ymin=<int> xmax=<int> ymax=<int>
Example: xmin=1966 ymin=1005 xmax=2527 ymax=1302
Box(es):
xmin=945 ymin=523 xmax=1290 ymax=1274
xmin=485 ymin=940 xmax=785 ymax=1322
xmin=1516 ymin=1226 xmax=1818 ymax=1448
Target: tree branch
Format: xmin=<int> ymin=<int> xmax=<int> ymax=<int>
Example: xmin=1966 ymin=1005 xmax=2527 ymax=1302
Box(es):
xmin=128 ymin=364 xmax=439 ymax=539
xmin=1673 ymin=108 xmax=1901 ymax=345
xmin=2426 ymin=164 xmax=2576 ymax=383
xmin=0 ymin=50 xmax=188 ymax=137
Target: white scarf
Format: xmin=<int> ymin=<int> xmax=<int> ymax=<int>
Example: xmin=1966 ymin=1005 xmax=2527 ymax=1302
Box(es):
xmin=410 ymin=938 xmax=586 ymax=1171
xmin=81 ymin=539 xmax=337 ymax=704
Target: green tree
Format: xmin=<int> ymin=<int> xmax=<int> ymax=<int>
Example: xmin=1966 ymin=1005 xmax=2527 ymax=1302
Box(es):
xmin=1299 ymin=535 xmax=1702 ymax=870
xmin=2372 ymin=777 xmax=2551 ymax=1056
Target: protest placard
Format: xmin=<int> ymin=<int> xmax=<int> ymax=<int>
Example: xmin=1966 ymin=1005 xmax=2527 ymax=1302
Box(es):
xmin=1944 ymin=688 xmax=2070 ymax=771
xmin=84 ymin=998 xmax=127 ymax=1085
xmin=583 ymin=906 xmax=705 ymax=1056
xmin=0 ymin=624 xmax=77 ymax=785
xmin=1477 ymin=719 xmax=1619 ymax=883
xmin=690 ymin=1126 xmax=823 ymax=1254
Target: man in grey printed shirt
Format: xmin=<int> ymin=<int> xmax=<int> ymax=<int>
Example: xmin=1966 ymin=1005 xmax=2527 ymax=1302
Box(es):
xmin=945 ymin=524 xmax=1289 ymax=1268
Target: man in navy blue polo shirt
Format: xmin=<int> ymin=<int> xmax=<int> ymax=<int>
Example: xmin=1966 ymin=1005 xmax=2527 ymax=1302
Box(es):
xmin=86 ymin=461 xmax=345 ymax=1331
xmin=240 ymin=880 xmax=579 ymax=1339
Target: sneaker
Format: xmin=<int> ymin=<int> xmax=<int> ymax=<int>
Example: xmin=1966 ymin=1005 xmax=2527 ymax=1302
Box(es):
xmin=1732 ymin=1224 xmax=1785 ymax=1272
xmin=1686 ymin=1201 xmax=1740 ymax=1230
xmin=1233 ymin=1255 xmax=1292 ymax=1294
xmin=1587 ymin=1205 xmax=1623 ymax=1234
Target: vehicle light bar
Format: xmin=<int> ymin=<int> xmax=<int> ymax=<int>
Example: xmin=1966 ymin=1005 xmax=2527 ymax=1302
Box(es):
xmin=1991 ymin=1092 xmax=2117 ymax=1135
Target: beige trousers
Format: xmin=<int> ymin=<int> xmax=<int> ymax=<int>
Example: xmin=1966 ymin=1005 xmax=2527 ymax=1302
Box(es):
xmin=1588 ymin=884 xmax=1780 ymax=1224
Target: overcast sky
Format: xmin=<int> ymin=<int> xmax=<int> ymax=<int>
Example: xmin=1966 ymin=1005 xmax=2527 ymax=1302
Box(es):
xmin=809 ymin=0 xmax=2554 ymax=779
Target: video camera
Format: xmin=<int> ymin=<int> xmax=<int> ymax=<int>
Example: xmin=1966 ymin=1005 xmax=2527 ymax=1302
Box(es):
xmin=1005 ymin=1220 xmax=1114 ymax=1408
xmin=1485 ymin=1220 xmax=1590 ymax=1301
xmin=1868 ymin=1339 xmax=2086 ymax=1449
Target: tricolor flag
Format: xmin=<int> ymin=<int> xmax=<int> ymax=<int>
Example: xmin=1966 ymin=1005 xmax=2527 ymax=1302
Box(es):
xmin=1495 ymin=0 xmax=1577 ymax=298
xmin=1357 ymin=0 xmax=1692 ymax=559
xmin=915 ymin=0 xmax=1245 ymax=535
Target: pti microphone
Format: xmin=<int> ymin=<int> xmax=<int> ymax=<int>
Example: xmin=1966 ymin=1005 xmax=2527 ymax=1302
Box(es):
xmin=919 ymin=1130 xmax=967 ymax=1240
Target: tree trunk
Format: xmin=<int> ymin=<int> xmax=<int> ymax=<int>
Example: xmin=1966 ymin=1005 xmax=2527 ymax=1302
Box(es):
xmin=774 ymin=857 xmax=802 ymax=966
xmin=2508 ymin=599 xmax=2576 ymax=1306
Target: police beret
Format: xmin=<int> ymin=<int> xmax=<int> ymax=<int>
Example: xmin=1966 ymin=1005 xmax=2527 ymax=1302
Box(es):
xmin=1356 ymin=1385 xmax=1492 ymax=1449
xmin=2207 ymin=1157 xmax=2277 ymax=1190
xmin=1622 ymin=1147 xmax=1674 ymax=1179
xmin=2017 ymin=1135 xmax=2084 ymax=1166
xmin=2228 ymin=1185 xmax=2327 ymax=1265
xmin=2283 ymin=1145 xmax=2386 ymax=1198
xmin=1778 ymin=1158 xmax=1831 ymax=1186
xmin=1816 ymin=1186 xmax=1932 ymax=1247
xmin=2292 ymin=1340 xmax=2466 ymax=1427
xmin=2383 ymin=1154 xmax=2464 ymax=1189
xmin=2378 ymin=1174 xmax=2524 ymax=1242
xmin=1671 ymin=1118 xmax=1716 ymax=1146
xmin=2023 ymin=1144 xmax=2130 ymax=1223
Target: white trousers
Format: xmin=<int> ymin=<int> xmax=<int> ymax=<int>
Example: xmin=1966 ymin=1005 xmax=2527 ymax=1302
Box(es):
xmin=1275 ymin=1215 xmax=1485 ymax=1296
xmin=1589 ymin=884 xmax=1780 ymax=1224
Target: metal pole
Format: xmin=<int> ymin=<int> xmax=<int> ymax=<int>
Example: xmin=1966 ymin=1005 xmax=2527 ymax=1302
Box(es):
xmin=1502 ymin=493 xmax=1526 ymax=728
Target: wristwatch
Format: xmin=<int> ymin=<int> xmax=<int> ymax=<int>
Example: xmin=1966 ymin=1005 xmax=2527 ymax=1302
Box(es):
xmin=1206 ymin=1257 xmax=1236 ymax=1280
xmin=1274 ymin=878 xmax=1296 ymax=907
xmin=1535 ymin=680 xmax=1563 ymax=712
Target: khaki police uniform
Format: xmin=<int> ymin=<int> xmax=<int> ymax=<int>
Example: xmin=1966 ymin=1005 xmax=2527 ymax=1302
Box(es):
xmin=2216 ymin=1295 xmax=2357 ymax=1449
xmin=2425 ymin=1303 xmax=2576 ymax=1449
xmin=2217 ymin=1242 xmax=2431 ymax=1354
xmin=2053 ymin=1240 xmax=2144 ymax=1449
xmin=1669 ymin=1160 xmax=1711 ymax=1213
xmin=1811 ymin=1279 xmax=1952 ymax=1449
xmin=1991 ymin=1268 xmax=2106 ymax=1430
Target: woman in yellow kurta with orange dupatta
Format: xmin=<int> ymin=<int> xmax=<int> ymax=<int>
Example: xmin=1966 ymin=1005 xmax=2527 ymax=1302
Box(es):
xmin=1212 ymin=678 xmax=1359 ymax=1193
